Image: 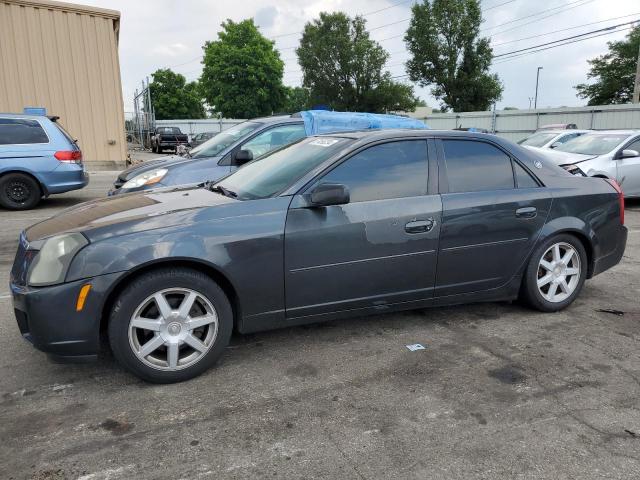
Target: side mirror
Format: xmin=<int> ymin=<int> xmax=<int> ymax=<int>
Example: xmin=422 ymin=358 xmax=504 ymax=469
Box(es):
xmin=621 ymin=149 xmax=639 ymax=159
xmin=234 ymin=149 xmax=254 ymax=165
xmin=309 ymin=183 xmax=350 ymax=207
xmin=549 ymin=142 xmax=561 ymax=149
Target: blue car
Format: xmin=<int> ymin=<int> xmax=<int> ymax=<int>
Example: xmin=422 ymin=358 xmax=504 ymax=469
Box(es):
xmin=109 ymin=111 xmax=427 ymax=196
xmin=0 ymin=114 xmax=88 ymax=210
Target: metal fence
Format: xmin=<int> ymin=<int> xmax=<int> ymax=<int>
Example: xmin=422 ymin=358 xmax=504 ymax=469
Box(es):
xmin=156 ymin=118 xmax=246 ymax=140
xmin=421 ymin=104 xmax=640 ymax=142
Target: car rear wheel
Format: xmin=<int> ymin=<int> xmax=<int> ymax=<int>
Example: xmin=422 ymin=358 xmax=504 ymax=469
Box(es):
xmin=521 ymin=234 xmax=587 ymax=312
xmin=108 ymin=267 xmax=233 ymax=383
xmin=0 ymin=173 xmax=41 ymax=210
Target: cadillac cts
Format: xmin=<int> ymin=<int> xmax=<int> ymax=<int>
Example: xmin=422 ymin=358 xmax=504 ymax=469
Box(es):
xmin=10 ymin=130 xmax=627 ymax=383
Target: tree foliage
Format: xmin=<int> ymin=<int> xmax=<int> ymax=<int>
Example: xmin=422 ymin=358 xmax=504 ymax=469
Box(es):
xmin=296 ymin=12 xmax=418 ymax=112
xmin=149 ymin=69 xmax=205 ymax=120
xmin=282 ymin=86 xmax=311 ymax=113
xmin=200 ymin=19 xmax=286 ymax=118
xmin=575 ymin=26 xmax=640 ymax=105
xmin=405 ymin=0 xmax=502 ymax=112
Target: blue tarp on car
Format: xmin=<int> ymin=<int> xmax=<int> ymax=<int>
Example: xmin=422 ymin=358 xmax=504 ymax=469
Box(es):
xmin=299 ymin=110 xmax=428 ymax=136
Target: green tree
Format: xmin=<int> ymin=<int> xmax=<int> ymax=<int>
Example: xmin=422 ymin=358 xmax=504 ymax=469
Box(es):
xmin=575 ymin=26 xmax=640 ymax=105
xmin=296 ymin=12 xmax=418 ymax=112
xmin=405 ymin=0 xmax=502 ymax=112
xmin=282 ymin=86 xmax=311 ymax=113
xmin=149 ymin=69 xmax=205 ymax=120
xmin=200 ymin=19 xmax=286 ymax=118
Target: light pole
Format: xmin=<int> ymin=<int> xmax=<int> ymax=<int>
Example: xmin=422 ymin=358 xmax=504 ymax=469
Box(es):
xmin=534 ymin=66 xmax=543 ymax=109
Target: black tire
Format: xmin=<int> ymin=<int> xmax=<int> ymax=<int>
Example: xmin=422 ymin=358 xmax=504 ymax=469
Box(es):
xmin=108 ymin=267 xmax=233 ymax=383
xmin=0 ymin=173 xmax=41 ymax=210
xmin=521 ymin=233 xmax=588 ymax=312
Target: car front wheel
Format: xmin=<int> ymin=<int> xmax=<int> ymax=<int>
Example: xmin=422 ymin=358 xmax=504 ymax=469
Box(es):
xmin=521 ymin=234 xmax=588 ymax=312
xmin=108 ymin=267 xmax=233 ymax=383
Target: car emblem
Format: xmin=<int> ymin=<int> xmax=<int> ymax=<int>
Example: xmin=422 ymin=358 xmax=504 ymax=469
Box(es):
xmin=534 ymin=160 xmax=543 ymax=169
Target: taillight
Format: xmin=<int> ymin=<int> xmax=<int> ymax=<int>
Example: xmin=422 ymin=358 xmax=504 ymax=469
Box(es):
xmin=604 ymin=178 xmax=624 ymax=225
xmin=54 ymin=150 xmax=83 ymax=163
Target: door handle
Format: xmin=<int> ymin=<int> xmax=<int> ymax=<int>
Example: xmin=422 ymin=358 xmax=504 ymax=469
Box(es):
xmin=405 ymin=218 xmax=435 ymax=234
xmin=515 ymin=206 xmax=537 ymax=218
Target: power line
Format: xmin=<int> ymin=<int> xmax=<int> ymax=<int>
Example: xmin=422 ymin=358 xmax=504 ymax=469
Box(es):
xmin=269 ymin=0 xmax=415 ymax=39
xmin=482 ymin=0 xmax=591 ymax=31
xmin=488 ymin=0 xmax=597 ymax=37
xmin=493 ymin=26 xmax=635 ymax=64
xmin=493 ymin=20 xmax=638 ymax=58
xmin=491 ymin=12 xmax=640 ymax=47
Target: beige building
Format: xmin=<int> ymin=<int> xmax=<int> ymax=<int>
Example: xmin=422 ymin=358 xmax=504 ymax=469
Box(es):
xmin=0 ymin=0 xmax=126 ymax=168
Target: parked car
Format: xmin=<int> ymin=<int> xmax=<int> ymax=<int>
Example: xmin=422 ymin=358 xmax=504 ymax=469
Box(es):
xmin=109 ymin=111 xmax=426 ymax=196
xmin=150 ymin=126 xmax=189 ymax=153
xmin=530 ymin=130 xmax=640 ymax=197
xmin=517 ymin=129 xmax=589 ymax=150
xmin=0 ymin=114 xmax=87 ymax=210
xmin=190 ymin=131 xmax=216 ymax=148
xmin=111 ymin=115 xmax=307 ymax=195
xmin=11 ymin=130 xmax=627 ymax=382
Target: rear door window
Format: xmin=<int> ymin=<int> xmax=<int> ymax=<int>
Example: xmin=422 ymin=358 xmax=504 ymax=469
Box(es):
xmin=0 ymin=119 xmax=49 ymax=145
xmin=443 ymin=140 xmax=514 ymax=193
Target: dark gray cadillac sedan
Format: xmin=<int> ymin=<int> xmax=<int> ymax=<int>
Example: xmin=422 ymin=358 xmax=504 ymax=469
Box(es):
xmin=11 ymin=130 xmax=627 ymax=383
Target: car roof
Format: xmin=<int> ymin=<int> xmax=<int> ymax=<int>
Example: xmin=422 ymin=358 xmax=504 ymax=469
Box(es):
xmin=583 ymin=130 xmax=640 ymax=135
xmin=0 ymin=113 xmax=52 ymax=122
xmin=252 ymin=115 xmax=301 ymax=125
xmin=532 ymin=129 xmax=591 ymax=134
xmin=313 ymin=128 xmax=492 ymax=141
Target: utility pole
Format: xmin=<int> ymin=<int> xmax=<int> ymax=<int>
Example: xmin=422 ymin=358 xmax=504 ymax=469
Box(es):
xmin=534 ymin=66 xmax=543 ymax=109
xmin=633 ymin=41 xmax=640 ymax=103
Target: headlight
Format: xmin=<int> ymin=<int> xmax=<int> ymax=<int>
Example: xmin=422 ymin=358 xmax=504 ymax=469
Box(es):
xmin=27 ymin=233 xmax=88 ymax=286
xmin=561 ymin=164 xmax=586 ymax=176
xmin=122 ymin=169 xmax=168 ymax=189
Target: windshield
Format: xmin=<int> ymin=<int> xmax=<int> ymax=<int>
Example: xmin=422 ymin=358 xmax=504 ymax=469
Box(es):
xmin=191 ymin=122 xmax=261 ymax=158
xmin=214 ymin=137 xmax=350 ymax=200
xmin=554 ymin=133 xmax=628 ymax=155
xmin=157 ymin=127 xmax=182 ymax=135
xmin=518 ymin=132 xmax=557 ymax=147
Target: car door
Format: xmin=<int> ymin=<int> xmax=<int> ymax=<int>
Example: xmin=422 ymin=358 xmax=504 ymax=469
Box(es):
xmin=615 ymin=136 xmax=640 ymax=196
xmin=227 ymin=123 xmax=306 ymax=173
xmin=434 ymin=138 xmax=551 ymax=298
xmin=284 ymin=139 xmax=441 ymax=319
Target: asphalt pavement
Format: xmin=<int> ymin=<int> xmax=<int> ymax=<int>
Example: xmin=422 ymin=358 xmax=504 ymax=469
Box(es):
xmin=1 ymin=172 xmax=640 ymax=479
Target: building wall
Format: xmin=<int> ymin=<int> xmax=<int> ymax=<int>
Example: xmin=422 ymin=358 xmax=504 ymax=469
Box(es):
xmin=0 ymin=0 xmax=126 ymax=168
xmin=424 ymin=104 xmax=640 ymax=142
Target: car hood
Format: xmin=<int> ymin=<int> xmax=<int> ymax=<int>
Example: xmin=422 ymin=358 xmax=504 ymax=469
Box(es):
xmin=25 ymin=185 xmax=238 ymax=243
xmin=526 ymin=147 xmax=597 ymax=166
xmin=118 ymin=154 xmax=221 ymax=182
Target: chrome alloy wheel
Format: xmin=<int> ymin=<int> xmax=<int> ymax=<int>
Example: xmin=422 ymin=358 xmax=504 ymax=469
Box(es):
xmin=128 ymin=288 xmax=218 ymax=371
xmin=536 ymin=242 xmax=581 ymax=303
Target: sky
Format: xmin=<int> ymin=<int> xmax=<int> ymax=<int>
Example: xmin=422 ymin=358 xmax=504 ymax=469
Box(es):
xmin=78 ymin=0 xmax=640 ymax=114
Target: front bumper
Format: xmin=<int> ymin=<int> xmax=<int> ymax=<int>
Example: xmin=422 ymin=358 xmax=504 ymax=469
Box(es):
xmin=11 ymin=271 xmax=124 ymax=361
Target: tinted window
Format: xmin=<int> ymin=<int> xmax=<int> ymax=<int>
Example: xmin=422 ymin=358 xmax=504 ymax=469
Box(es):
xmin=241 ymin=124 xmax=306 ymax=158
xmin=514 ymin=161 xmax=538 ymax=188
xmin=443 ymin=140 xmax=514 ymax=193
xmin=217 ymin=137 xmax=350 ymax=200
xmin=0 ymin=119 xmax=49 ymax=145
xmin=191 ymin=121 xmax=261 ymax=158
xmin=318 ymin=141 xmax=428 ymax=202
xmin=518 ymin=132 xmax=557 ymax=148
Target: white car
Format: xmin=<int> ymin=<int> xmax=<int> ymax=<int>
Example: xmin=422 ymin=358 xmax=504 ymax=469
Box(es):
xmin=517 ymin=129 xmax=590 ymax=150
xmin=530 ymin=130 xmax=640 ymax=197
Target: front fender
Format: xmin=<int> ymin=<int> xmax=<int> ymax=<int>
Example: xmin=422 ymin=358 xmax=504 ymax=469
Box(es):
xmin=66 ymin=197 xmax=290 ymax=319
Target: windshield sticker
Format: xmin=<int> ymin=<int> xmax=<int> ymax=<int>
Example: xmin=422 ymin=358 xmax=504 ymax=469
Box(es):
xmin=310 ymin=138 xmax=339 ymax=147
